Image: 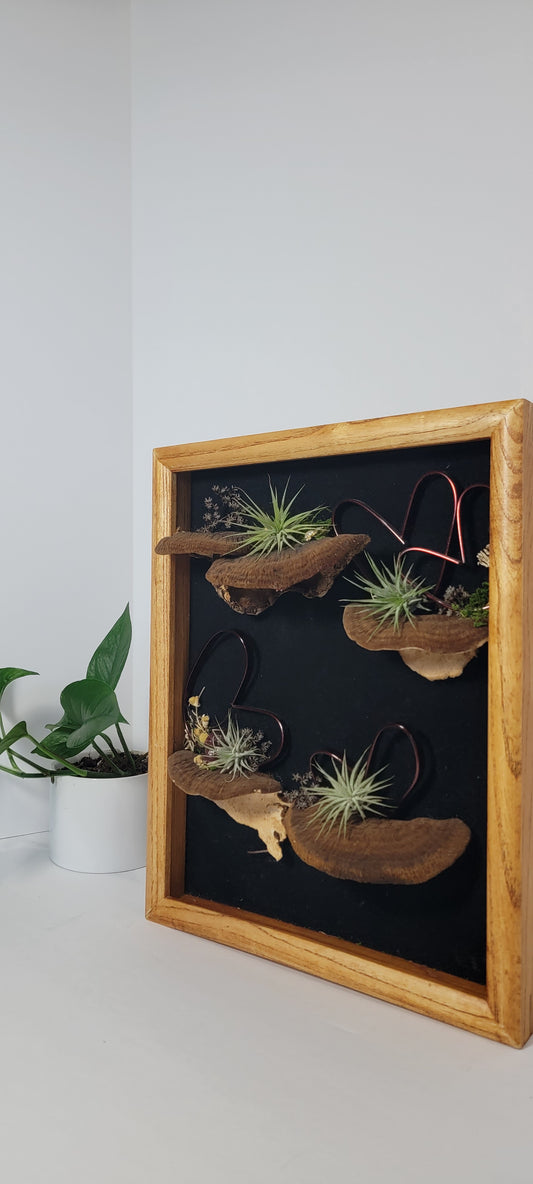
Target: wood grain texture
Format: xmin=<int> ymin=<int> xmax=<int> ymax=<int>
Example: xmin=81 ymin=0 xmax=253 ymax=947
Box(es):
xmin=146 ymin=466 xmax=190 ymax=910
xmin=147 ymin=398 xmax=533 ymax=1046
xmin=521 ymin=401 xmax=533 ymax=1044
xmin=153 ymin=401 xmax=514 ymax=473
xmin=169 ymin=474 xmax=192 ymax=896
xmin=149 ymin=894 xmax=498 ymax=1039
xmin=485 ymin=403 xmax=528 ymax=1045
xmin=146 ymin=456 xmax=177 ymax=912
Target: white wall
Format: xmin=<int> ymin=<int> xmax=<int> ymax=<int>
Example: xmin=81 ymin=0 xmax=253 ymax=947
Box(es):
xmin=0 ymin=0 xmax=132 ymax=834
xmin=131 ymin=0 xmax=533 ymax=737
xmin=3 ymin=0 xmax=532 ymax=820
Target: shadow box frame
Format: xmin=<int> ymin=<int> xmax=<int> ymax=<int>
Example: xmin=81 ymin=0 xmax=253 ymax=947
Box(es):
xmin=146 ymin=398 xmax=533 ymax=1047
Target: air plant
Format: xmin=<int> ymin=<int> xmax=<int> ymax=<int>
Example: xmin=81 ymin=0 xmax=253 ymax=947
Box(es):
xmin=306 ymin=751 xmax=393 ymax=838
xmin=185 ymin=693 xmax=270 ymax=778
xmin=341 ymin=553 xmax=434 ymax=632
xmin=226 ymin=479 xmax=332 ymax=556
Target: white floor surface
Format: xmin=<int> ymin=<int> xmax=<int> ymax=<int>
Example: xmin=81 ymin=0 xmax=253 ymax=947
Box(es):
xmin=2 ymin=832 xmax=533 ymax=1183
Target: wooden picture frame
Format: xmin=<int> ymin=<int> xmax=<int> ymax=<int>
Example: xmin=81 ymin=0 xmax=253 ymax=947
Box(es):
xmin=147 ymin=399 xmax=533 ymax=1047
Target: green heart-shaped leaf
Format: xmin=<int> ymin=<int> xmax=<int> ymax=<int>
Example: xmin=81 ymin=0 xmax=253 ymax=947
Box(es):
xmin=0 ymin=720 xmax=29 ymax=754
xmin=0 ymin=668 xmax=38 ymax=707
xmin=50 ymin=679 xmax=127 ymax=754
xmin=86 ymin=605 xmax=131 ymax=690
xmin=65 ymin=717 xmax=120 ymax=751
xmin=33 ymin=726 xmax=78 ymax=761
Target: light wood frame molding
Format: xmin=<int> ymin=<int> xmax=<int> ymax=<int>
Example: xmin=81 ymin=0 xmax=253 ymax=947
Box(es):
xmin=147 ymin=399 xmax=533 ymax=1047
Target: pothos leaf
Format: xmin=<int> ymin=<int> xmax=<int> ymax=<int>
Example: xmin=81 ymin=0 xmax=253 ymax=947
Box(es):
xmin=0 ymin=720 xmax=29 ymax=754
xmin=86 ymin=605 xmax=131 ymax=691
xmin=0 ymin=668 xmax=38 ymax=708
xmin=44 ymin=678 xmax=127 ymax=757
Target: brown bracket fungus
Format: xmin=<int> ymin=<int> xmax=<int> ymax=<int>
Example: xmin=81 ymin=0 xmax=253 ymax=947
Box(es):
xmin=205 ymin=532 xmax=370 ymax=615
xmin=342 ymin=606 xmax=488 ymax=681
xmin=217 ymin=791 xmax=288 ymax=861
xmin=155 ymin=529 xmax=245 ymax=558
xmin=155 ymin=528 xmax=370 ymax=615
xmin=285 ymin=807 xmax=471 ymax=885
xmin=168 ymin=749 xmax=287 ymax=859
xmin=168 ymin=748 xmax=280 ymax=801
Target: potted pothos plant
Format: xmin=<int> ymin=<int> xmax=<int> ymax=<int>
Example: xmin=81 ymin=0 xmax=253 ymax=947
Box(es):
xmin=0 ymin=605 xmax=148 ymax=873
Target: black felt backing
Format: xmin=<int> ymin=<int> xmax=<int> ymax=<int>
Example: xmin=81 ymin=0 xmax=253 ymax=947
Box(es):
xmin=171 ymin=439 xmax=490 ymax=984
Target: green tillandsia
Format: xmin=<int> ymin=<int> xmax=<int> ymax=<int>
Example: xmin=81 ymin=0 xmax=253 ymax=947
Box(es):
xmin=1 ymin=606 xmax=140 ymax=780
xmin=230 ymin=479 xmax=331 ymax=556
xmin=185 ymin=693 xmax=270 ymax=778
xmin=341 ymin=553 xmax=434 ymax=632
xmin=307 ymin=751 xmax=393 ymax=838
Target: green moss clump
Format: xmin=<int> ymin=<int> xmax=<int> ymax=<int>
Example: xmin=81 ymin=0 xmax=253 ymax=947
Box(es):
xmin=459 ymin=582 xmax=489 ymax=628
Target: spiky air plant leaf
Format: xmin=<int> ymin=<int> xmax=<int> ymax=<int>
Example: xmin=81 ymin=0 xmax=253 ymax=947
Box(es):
xmin=341 ymin=553 xmax=434 ymax=632
xmin=229 ymin=479 xmax=331 ymax=556
xmin=307 ymin=751 xmax=393 ymax=838
xmin=185 ymin=694 xmax=270 ymax=778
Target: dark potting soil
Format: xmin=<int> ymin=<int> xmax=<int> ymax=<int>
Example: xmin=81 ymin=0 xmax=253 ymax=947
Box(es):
xmin=71 ymin=751 xmax=148 ymax=777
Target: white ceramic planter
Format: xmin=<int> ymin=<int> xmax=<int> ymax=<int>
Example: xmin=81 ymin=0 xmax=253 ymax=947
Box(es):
xmin=49 ymin=772 xmax=148 ymax=873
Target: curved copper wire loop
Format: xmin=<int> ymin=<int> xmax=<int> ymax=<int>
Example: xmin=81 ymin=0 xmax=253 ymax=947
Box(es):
xmin=332 ymin=499 xmax=404 ymax=543
xmin=333 ymin=472 xmax=460 ymax=593
xmin=364 ymin=723 xmax=420 ymax=804
xmin=455 ymin=483 xmax=490 ymax=565
xmin=308 ymin=749 xmax=345 ymax=776
xmin=400 ymin=470 xmax=458 ymax=548
xmin=306 ymin=723 xmax=420 ymax=814
xmin=397 ymin=546 xmax=461 ymax=610
xmin=398 ymin=471 xmax=459 ymax=591
xmin=397 ymin=546 xmax=460 ymax=566
xmin=184 ymin=629 xmax=285 ymax=765
xmin=185 ymin=629 xmax=249 ymax=707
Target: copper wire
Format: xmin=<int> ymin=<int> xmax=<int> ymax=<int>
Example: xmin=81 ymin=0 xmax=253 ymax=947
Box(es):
xmin=306 ymin=723 xmax=420 ymax=814
xmin=184 ymin=629 xmax=285 ymax=765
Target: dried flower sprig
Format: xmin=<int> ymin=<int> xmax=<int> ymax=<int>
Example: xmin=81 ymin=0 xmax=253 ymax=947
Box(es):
xmin=437 ymin=581 xmax=489 ymax=627
xmin=280 ymin=771 xmax=317 ymax=810
xmin=438 ymin=584 xmax=470 ymax=616
xmin=202 ymin=485 xmax=245 ymax=533
xmin=342 ymin=553 xmax=434 ymax=632
xmin=477 ymin=544 xmax=490 ymax=569
xmin=185 ymin=692 xmax=271 ymax=778
xmin=184 ymin=690 xmax=210 ymax=749
xmin=305 ymin=751 xmax=393 ymax=838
